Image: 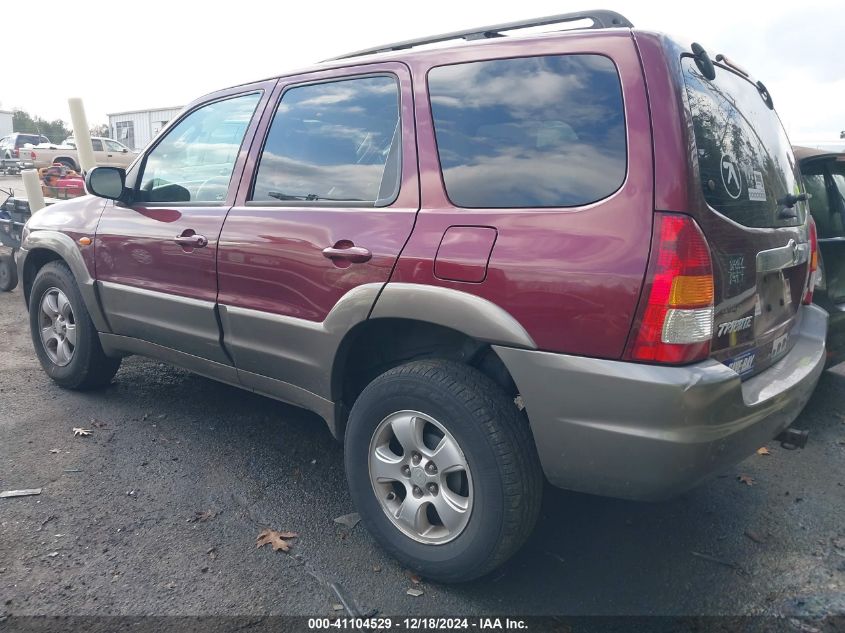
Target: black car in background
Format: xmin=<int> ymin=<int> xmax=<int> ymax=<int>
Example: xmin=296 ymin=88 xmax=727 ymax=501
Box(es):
xmin=795 ymin=146 xmax=845 ymax=365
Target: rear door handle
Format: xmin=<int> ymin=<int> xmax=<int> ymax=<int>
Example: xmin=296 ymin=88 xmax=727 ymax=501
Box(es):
xmin=322 ymin=244 xmax=372 ymax=263
xmin=174 ymin=232 xmax=208 ymax=248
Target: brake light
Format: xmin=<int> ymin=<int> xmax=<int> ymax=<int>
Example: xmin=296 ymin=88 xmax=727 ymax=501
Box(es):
xmin=30 ymin=151 xmax=36 ymax=160
xmin=12 ymin=148 xmax=19 ymax=158
xmin=803 ymin=216 xmax=819 ymax=305
xmin=627 ymin=213 xmax=714 ymax=364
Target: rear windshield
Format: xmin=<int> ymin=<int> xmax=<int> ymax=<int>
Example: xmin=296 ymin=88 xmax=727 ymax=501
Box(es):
xmin=17 ymin=134 xmax=41 ymax=147
xmin=682 ymin=58 xmax=803 ymax=228
xmin=428 ymin=54 xmax=626 ymax=208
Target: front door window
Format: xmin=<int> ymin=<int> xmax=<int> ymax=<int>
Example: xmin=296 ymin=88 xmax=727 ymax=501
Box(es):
xmin=138 ymin=93 xmax=260 ymax=204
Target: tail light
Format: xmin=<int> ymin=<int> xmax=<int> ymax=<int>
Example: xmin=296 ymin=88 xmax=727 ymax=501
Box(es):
xmin=12 ymin=148 xmax=19 ymax=158
xmin=803 ymin=216 xmax=819 ymax=305
xmin=626 ymin=213 xmax=714 ymax=364
xmin=30 ymin=151 xmax=36 ymax=161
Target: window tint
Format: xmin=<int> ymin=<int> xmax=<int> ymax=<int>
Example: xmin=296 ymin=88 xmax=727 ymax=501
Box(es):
xmin=138 ymin=93 xmax=260 ymax=203
xmin=428 ymin=55 xmax=626 ymax=208
xmin=682 ymin=59 xmax=803 ymax=228
xmin=251 ymin=76 xmax=400 ymax=205
xmin=91 ymin=139 xmax=104 ymax=151
xmin=18 ymin=135 xmax=41 ymax=147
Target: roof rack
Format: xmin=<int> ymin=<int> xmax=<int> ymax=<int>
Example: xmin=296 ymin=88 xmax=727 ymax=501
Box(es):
xmin=324 ymin=10 xmax=634 ymax=61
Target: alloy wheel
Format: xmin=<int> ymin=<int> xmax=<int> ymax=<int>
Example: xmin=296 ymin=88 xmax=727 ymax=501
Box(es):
xmin=368 ymin=410 xmax=473 ymax=544
xmin=38 ymin=287 xmax=77 ymax=367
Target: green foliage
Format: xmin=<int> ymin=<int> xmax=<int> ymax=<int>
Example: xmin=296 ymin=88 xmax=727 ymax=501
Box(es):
xmin=12 ymin=110 xmax=72 ymax=143
xmin=89 ymin=123 xmax=110 ymax=138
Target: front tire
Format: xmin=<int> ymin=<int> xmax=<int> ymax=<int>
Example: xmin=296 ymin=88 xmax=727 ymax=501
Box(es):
xmin=29 ymin=261 xmax=120 ymax=389
xmin=345 ymin=359 xmax=543 ymax=582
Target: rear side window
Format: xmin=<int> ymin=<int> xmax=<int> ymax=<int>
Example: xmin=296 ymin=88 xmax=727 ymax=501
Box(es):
xmin=682 ymin=58 xmax=803 ymax=228
xmin=251 ymin=75 xmax=401 ymax=206
xmin=428 ymin=54 xmax=626 ymax=208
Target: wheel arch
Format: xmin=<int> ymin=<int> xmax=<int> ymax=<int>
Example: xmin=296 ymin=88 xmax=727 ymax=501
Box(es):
xmin=330 ymin=284 xmax=536 ymax=436
xmin=53 ymin=155 xmax=80 ymax=170
xmin=20 ymin=231 xmax=110 ymax=332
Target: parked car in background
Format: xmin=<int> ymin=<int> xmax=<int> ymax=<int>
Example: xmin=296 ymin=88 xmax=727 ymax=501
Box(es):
xmin=18 ymin=137 xmax=137 ymax=171
xmin=795 ymin=146 xmax=845 ymax=365
xmin=0 ymin=132 xmax=50 ymax=164
xmin=16 ymin=10 xmax=827 ymax=582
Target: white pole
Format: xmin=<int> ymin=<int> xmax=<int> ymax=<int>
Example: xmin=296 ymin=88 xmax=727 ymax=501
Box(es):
xmin=68 ymin=98 xmax=96 ymax=173
xmin=21 ymin=169 xmax=46 ymax=212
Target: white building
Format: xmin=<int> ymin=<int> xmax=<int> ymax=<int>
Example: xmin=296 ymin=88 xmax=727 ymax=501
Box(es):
xmin=107 ymin=106 xmax=183 ymax=151
xmin=0 ymin=110 xmax=13 ymax=137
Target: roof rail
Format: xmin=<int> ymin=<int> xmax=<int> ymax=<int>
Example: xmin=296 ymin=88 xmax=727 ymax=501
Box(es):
xmin=324 ymin=10 xmax=634 ymax=61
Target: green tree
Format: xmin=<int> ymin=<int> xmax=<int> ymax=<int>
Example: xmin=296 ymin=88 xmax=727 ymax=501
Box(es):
xmin=90 ymin=123 xmax=110 ymax=138
xmin=12 ymin=109 xmax=72 ymax=143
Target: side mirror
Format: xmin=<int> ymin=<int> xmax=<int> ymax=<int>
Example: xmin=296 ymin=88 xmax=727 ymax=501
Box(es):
xmin=86 ymin=166 xmax=127 ymax=201
xmin=122 ymin=148 xmax=128 ymax=153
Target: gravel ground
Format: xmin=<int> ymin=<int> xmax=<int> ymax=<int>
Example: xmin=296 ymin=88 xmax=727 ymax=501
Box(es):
xmin=0 ymin=184 xmax=844 ymax=617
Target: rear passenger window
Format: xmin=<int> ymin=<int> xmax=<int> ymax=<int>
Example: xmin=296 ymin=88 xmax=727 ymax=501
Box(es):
xmin=251 ymin=75 xmax=401 ymax=206
xmin=428 ymin=54 xmax=626 ymax=208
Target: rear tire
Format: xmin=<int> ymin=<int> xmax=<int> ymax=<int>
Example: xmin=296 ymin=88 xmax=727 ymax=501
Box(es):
xmin=29 ymin=261 xmax=120 ymax=389
xmin=345 ymin=359 xmax=543 ymax=582
xmin=0 ymin=254 xmax=17 ymax=291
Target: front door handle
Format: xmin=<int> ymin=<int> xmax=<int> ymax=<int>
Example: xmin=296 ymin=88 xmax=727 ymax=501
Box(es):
xmin=322 ymin=243 xmax=372 ymax=263
xmin=174 ymin=232 xmax=208 ymax=248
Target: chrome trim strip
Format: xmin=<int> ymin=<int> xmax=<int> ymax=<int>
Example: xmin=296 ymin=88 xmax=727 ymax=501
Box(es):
xmin=756 ymin=239 xmax=810 ymax=273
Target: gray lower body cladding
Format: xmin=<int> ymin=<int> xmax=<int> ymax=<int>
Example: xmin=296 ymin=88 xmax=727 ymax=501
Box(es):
xmin=494 ymin=303 xmax=828 ymax=501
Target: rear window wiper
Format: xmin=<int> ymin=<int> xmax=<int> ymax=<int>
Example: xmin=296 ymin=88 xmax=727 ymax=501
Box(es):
xmin=778 ymin=192 xmax=810 ymax=219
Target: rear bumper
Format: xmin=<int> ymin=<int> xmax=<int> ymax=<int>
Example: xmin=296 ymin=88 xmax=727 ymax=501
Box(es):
xmin=494 ymin=304 xmax=828 ymax=501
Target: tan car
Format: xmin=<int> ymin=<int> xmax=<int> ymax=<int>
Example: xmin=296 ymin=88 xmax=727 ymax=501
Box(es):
xmin=17 ymin=137 xmax=137 ymax=171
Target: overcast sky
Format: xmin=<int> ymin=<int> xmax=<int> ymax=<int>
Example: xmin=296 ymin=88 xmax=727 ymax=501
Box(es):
xmin=2 ymin=0 xmax=842 ymax=141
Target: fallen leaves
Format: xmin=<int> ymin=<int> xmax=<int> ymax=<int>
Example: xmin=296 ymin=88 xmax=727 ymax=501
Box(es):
xmin=738 ymin=474 xmax=755 ymax=486
xmin=756 ymin=447 xmax=771 ymax=456
xmin=72 ymin=428 xmax=92 ymax=437
xmin=333 ymin=512 xmax=360 ymax=529
xmin=189 ymin=510 xmax=217 ymax=523
xmin=256 ymin=528 xmax=298 ymax=552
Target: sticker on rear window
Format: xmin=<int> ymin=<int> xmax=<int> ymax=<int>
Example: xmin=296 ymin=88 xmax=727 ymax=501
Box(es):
xmin=747 ymin=170 xmax=766 ymax=202
xmin=726 ymin=350 xmax=755 ymax=377
xmin=720 ymin=152 xmax=742 ymax=199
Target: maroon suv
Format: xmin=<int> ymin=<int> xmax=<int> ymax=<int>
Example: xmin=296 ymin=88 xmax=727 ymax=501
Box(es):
xmin=17 ymin=11 xmax=827 ymax=581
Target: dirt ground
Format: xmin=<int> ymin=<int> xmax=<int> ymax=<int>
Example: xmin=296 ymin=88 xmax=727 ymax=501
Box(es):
xmin=0 ymin=186 xmax=844 ymax=617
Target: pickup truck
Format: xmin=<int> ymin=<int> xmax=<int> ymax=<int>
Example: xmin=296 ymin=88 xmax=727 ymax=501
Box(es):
xmin=18 ymin=137 xmax=137 ymax=171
